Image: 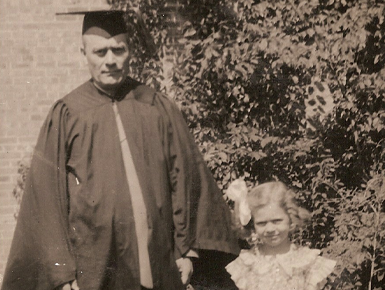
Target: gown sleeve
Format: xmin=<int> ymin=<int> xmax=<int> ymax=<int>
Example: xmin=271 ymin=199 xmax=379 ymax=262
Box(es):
xmin=1 ymin=100 xmax=76 ymax=290
xmin=154 ymin=94 xmax=239 ymax=258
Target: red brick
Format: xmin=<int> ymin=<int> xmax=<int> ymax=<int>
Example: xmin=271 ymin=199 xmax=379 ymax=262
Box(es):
xmin=0 ymin=181 xmax=16 ymax=190
xmin=0 ymin=229 xmax=16 ymax=240
xmin=0 ymin=137 xmax=17 ymax=144
xmin=0 ymin=176 xmax=10 ymax=182
xmin=0 ymin=152 xmax=22 ymax=159
xmin=0 ymin=205 xmax=17 ymax=215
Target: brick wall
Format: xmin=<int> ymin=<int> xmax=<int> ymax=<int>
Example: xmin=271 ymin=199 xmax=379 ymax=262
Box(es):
xmin=0 ymin=0 xmax=97 ymax=280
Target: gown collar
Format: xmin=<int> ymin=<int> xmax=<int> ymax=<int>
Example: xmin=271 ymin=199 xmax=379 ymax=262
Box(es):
xmin=90 ymin=77 xmax=139 ymax=102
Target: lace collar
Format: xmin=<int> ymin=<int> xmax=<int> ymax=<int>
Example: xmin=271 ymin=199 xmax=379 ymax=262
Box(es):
xmin=238 ymin=244 xmax=321 ymax=277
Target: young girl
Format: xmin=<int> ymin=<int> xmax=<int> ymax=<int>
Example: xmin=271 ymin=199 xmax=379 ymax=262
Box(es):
xmin=225 ymin=180 xmax=336 ymax=290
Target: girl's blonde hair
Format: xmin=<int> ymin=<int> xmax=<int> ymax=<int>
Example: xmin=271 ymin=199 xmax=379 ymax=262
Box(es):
xmin=233 ymin=181 xmax=311 ymax=241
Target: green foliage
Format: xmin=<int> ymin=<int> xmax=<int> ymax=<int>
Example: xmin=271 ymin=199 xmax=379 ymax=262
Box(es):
xmin=327 ymin=175 xmax=385 ymax=290
xmin=123 ymin=0 xmax=384 ymax=288
xmin=12 ymin=155 xmax=31 ymax=219
xmin=13 ymin=0 xmax=385 ymax=289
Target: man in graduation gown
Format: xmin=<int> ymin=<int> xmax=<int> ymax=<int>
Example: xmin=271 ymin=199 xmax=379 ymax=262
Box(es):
xmin=1 ymin=9 xmax=239 ymax=290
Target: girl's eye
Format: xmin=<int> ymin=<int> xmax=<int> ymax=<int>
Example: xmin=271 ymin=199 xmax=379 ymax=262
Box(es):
xmin=272 ymin=219 xmax=283 ymax=224
xmin=255 ymin=222 xmax=267 ymax=227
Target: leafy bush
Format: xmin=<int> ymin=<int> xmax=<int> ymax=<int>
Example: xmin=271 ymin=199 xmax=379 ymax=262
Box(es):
xmin=12 ymin=155 xmax=31 ymax=219
xmin=118 ymin=1 xmax=385 ymax=288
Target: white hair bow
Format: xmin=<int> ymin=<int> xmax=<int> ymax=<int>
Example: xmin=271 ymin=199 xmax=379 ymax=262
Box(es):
xmin=226 ymin=179 xmax=251 ymax=226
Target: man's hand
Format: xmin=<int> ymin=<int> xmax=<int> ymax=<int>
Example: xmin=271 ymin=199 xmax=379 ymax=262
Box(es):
xmin=176 ymin=257 xmax=193 ymax=286
xmin=61 ymin=280 xmax=79 ymax=290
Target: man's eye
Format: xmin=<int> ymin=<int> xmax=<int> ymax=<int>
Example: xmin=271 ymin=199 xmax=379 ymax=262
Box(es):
xmin=94 ymin=49 xmax=107 ymax=56
xmin=112 ymin=47 xmax=126 ymax=55
xmin=272 ymin=219 xmax=283 ymax=224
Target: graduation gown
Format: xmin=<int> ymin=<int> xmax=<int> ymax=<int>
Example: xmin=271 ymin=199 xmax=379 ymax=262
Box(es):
xmin=2 ymin=79 xmax=239 ymax=290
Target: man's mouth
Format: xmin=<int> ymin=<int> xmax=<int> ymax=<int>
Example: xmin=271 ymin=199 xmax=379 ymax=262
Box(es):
xmin=104 ymin=70 xmax=121 ymax=75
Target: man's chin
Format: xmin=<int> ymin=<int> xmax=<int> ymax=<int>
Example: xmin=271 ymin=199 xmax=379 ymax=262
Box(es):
xmin=99 ymin=78 xmax=125 ymax=89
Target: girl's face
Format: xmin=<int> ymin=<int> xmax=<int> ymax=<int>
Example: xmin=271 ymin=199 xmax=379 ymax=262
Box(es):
xmin=253 ymin=202 xmax=293 ymax=254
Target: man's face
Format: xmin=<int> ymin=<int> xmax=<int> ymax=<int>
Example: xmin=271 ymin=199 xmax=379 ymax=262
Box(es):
xmin=82 ymin=33 xmax=130 ymax=92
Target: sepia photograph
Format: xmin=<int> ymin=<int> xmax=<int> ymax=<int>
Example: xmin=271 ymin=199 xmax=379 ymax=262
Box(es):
xmin=0 ymin=0 xmax=384 ymax=289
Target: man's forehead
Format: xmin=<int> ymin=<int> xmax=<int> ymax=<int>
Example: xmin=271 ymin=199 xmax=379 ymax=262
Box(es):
xmin=82 ymin=33 xmax=129 ymax=48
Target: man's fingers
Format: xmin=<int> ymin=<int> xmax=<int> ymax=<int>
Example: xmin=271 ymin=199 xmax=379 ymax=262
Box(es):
xmin=71 ymin=280 xmax=80 ymax=290
xmin=180 ymin=269 xmax=189 ymax=285
xmin=61 ymin=283 xmax=71 ymax=290
xmin=176 ymin=257 xmax=193 ymax=286
xmin=60 ymin=280 xmax=79 ymax=290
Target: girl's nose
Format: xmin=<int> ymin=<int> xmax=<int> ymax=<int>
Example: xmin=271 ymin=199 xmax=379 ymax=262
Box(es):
xmin=265 ymin=222 xmax=275 ymax=233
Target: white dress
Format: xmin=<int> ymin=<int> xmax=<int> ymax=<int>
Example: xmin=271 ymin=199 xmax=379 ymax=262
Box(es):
xmin=226 ymin=244 xmax=336 ymax=290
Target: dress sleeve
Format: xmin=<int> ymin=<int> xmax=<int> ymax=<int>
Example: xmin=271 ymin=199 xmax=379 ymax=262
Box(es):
xmin=225 ymin=251 xmax=254 ymax=290
xmin=154 ymin=94 xmax=239 ymax=259
xmin=307 ymin=255 xmax=336 ymax=289
xmin=1 ymin=101 xmax=76 ymax=290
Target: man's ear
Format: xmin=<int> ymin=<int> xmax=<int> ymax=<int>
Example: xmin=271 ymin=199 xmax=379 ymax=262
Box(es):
xmin=289 ymin=223 xmax=296 ymax=232
xmin=80 ymin=47 xmax=88 ymax=68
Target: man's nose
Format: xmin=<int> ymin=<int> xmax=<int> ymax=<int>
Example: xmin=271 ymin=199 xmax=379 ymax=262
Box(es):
xmin=105 ymin=50 xmax=116 ymax=65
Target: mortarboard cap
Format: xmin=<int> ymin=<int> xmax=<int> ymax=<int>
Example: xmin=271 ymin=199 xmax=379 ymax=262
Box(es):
xmin=57 ymin=6 xmax=127 ymax=38
xmin=81 ymin=10 xmax=127 ymax=37
xmin=57 ymin=3 xmax=157 ymax=55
